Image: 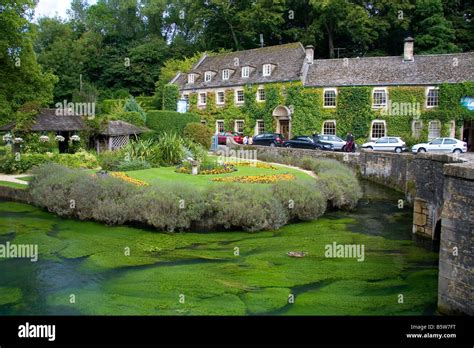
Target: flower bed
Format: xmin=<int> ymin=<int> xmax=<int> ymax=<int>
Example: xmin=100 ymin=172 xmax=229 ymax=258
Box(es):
xmin=175 ymin=162 xmax=236 ymax=175
xmin=212 ymin=173 xmax=295 ymax=184
xmin=224 ymin=161 xmax=277 ymax=170
xmin=109 ymin=172 xmax=149 ymax=186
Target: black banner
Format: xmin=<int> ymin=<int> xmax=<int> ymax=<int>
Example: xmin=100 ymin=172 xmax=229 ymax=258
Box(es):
xmin=0 ymin=316 xmax=472 ymax=346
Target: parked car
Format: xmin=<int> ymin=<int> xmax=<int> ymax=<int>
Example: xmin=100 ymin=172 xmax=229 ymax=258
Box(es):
xmin=283 ymin=136 xmax=318 ymax=149
xmin=311 ymin=134 xmax=334 ymax=150
xmin=319 ymin=134 xmax=358 ymax=152
xmin=411 ymin=137 xmax=467 ymax=154
xmin=217 ymin=132 xmax=243 ymax=145
xmin=252 ymin=133 xmax=285 ymax=147
xmin=361 ymin=137 xmax=407 ymax=153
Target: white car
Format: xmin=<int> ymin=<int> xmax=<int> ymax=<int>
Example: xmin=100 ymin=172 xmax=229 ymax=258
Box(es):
xmin=361 ymin=137 xmax=407 ymax=153
xmin=412 ymin=137 xmax=467 ymax=154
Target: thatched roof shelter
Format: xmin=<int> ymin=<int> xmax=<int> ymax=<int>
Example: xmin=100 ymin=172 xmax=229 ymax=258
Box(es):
xmin=99 ymin=120 xmax=145 ymax=136
xmin=0 ymin=108 xmax=87 ymax=132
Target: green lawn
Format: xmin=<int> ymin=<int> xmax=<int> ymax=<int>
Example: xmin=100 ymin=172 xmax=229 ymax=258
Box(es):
xmin=0 ymin=181 xmax=28 ymax=190
xmin=126 ymin=163 xmax=314 ymax=188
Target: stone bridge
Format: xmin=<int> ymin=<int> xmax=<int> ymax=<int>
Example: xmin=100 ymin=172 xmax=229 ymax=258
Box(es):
xmin=246 ymin=146 xmax=473 ymax=315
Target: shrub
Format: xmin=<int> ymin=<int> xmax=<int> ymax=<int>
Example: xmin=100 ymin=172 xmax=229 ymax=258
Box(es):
xmin=116 ymin=159 xmax=151 ymax=171
xmin=162 ymin=84 xmax=179 ymax=110
xmin=109 ymin=111 xmax=146 ymax=127
xmin=272 ymin=180 xmax=327 ymax=221
xmin=123 ymin=139 xmax=158 ymax=164
xmin=146 ymin=110 xmax=200 ymax=136
xmin=184 ymin=122 xmax=213 ymax=149
xmin=98 ymin=150 xmax=125 ymax=171
xmin=123 ymin=97 xmax=147 ymax=123
xmin=0 ymin=151 xmax=99 ymax=174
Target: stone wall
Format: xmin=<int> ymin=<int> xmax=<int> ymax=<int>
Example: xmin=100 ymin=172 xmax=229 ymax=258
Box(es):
xmin=438 ymin=161 xmax=474 ymax=315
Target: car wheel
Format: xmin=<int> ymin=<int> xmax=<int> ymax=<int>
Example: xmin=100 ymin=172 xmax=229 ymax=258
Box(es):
xmin=453 ymin=148 xmax=462 ymax=154
xmin=270 ymin=142 xmax=276 ymax=148
xmin=417 ymin=148 xmax=426 ymax=153
xmin=341 ymin=145 xmax=346 ymax=152
xmin=367 ymin=146 xmax=373 ymax=151
xmin=395 ymin=147 xmax=402 ymax=153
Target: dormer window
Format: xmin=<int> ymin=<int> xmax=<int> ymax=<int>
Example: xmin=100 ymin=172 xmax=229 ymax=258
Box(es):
xmin=204 ymin=72 xmax=212 ymax=82
xmin=222 ymin=69 xmax=230 ymax=80
xmin=188 ymin=74 xmax=195 ymax=84
xmin=242 ymin=66 xmax=250 ymax=78
xmin=263 ymin=64 xmax=272 ymax=77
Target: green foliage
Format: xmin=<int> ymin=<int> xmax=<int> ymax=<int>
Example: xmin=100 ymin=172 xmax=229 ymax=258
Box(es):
xmin=124 ymin=97 xmax=147 ymax=123
xmin=163 ymin=84 xmax=180 ymax=110
xmin=146 ymin=110 xmax=200 ymax=135
xmin=183 ymin=122 xmax=213 ymax=149
xmin=0 ymin=151 xmax=99 ymax=174
xmin=117 ymin=159 xmax=151 ymax=171
xmin=156 ymin=133 xmax=185 ymax=166
xmin=97 ymin=150 xmax=125 ymax=171
xmin=109 ymin=111 xmax=145 ymax=127
xmin=123 ymin=139 xmax=158 ymax=164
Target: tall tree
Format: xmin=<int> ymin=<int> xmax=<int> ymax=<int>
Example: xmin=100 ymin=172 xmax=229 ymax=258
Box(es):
xmin=0 ymin=0 xmax=57 ymax=124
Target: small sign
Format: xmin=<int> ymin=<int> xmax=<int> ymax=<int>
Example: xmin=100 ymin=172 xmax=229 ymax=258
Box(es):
xmin=177 ymin=99 xmax=188 ymax=113
xmin=460 ymin=97 xmax=474 ymax=111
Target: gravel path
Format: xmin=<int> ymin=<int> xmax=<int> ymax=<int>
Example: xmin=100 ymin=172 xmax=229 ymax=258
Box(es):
xmin=0 ymin=174 xmax=30 ymax=185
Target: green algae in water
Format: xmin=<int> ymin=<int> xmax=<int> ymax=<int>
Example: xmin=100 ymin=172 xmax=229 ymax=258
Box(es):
xmin=0 ymin=192 xmax=439 ymax=315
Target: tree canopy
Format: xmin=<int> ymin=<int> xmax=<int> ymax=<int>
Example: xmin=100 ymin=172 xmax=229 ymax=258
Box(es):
xmin=0 ymin=0 xmax=472 ymax=122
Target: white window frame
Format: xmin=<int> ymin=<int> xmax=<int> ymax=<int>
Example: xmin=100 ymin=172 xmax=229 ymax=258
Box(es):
xmin=200 ymin=120 xmax=207 ymax=125
xmin=204 ymin=71 xmax=212 ymax=82
xmin=235 ymin=89 xmax=244 ymax=104
xmin=323 ymin=88 xmax=337 ymax=108
xmin=263 ymin=64 xmax=272 ymax=77
xmin=428 ymin=120 xmax=441 ymax=141
xmin=371 ymin=120 xmax=387 ymax=140
xmin=257 ymin=87 xmax=265 ymax=102
xmin=216 ymin=91 xmax=225 ymax=105
xmin=242 ymin=66 xmax=250 ymax=78
xmin=182 ymin=94 xmax=189 ymax=101
xmin=372 ymin=88 xmax=388 ymax=109
xmin=216 ymin=120 xmax=225 ymax=133
xmin=425 ymin=87 xmax=439 ymax=108
xmin=234 ymin=120 xmax=244 ymax=133
xmin=198 ymin=92 xmax=207 ymax=106
xmin=222 ymin=69 xmax=230 ymax=80
xmin=188 ymin=74 xmax=195 ymax=84
xmin=322 ymin=120 xmax=336 ymax=135
xmin=255 ymin=120 xmax=265 ymax=135
xmin=412 ymin=120 xmax=423 ymax=139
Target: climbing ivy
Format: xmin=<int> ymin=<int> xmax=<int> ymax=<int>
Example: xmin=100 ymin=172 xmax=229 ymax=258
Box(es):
xmin=183 ymin=81 xmax=473 ymax=142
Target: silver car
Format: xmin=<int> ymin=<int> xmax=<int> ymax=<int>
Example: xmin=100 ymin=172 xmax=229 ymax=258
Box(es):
xmin=319 ymin=135 xmax=357 ymax=151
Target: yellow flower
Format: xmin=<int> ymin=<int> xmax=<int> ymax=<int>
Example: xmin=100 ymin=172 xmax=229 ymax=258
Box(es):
xmin=212 ymin=173 xmax=295 ymax=184
xmin=110 ymin=172 xmax=149 ymax=186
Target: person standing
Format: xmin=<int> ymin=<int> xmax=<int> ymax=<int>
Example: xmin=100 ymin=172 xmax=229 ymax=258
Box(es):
xmin=346 ymin=132 xmax=355 ymax=152
xmin=243 ymin=136 xmax=249 ymax=145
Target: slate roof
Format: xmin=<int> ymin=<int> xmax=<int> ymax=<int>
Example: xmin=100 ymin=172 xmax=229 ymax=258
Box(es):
xmin=100 ymin=120 xmax=145 ymax=136
xmin=0 ymin=108 xmax=87 ymax=131
xmin=173 ymin=42 xmax=307 ymax=90
xmin=305 ymin=52 xmax=474 ymax=87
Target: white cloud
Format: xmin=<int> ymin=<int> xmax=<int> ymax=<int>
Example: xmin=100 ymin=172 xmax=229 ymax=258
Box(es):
xmin=34 ymin=0 xmax=72 ymax=20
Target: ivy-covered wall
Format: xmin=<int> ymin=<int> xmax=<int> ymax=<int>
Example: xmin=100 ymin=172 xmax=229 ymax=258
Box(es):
xmin=166 ymin=81 xmax=474 ymax=144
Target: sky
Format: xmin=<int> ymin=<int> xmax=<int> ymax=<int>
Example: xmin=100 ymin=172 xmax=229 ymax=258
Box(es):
xmin=34 ymin=0 xmax=97 ymax=21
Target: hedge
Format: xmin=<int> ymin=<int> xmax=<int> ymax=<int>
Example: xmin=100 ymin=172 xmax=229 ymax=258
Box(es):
xmin=146 ymin=110 xmax=200 ymax=135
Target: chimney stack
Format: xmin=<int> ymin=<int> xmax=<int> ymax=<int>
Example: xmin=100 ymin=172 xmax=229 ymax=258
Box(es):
xmin=403 ymin=37 xmax=414 ymax=62
xmin=305 ymin=45 xmax=314 ymax=64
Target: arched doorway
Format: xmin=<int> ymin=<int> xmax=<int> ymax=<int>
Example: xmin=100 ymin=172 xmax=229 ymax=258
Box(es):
xmin=272 ymin=105 xmax=292 ymax=140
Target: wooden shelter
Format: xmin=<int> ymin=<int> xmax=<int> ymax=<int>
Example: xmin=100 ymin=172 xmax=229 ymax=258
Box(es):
xmin=95 ymin=120 xmax=146 ymax=153
xmin=0 ymin=108 xmax=87 ymax=153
